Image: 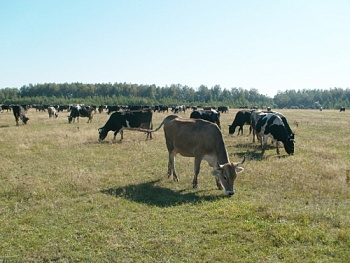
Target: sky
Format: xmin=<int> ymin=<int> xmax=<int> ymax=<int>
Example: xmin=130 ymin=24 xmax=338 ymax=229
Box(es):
xmin=1 ymin=0 xmax=349 ymax=97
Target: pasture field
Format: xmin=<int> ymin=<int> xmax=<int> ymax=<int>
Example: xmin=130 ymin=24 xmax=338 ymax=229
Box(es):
xmin=0 ymin=108 xmax=349 ymax=262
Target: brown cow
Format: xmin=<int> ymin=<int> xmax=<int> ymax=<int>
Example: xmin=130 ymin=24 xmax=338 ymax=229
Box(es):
xmin=152 ymin=115 xmax=245 ymax=196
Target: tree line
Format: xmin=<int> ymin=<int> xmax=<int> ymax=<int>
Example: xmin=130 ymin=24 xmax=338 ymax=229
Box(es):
xmin=0 ymin=83 xmax=349 ymax=109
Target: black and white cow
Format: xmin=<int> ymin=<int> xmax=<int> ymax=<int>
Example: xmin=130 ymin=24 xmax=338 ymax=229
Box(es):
xmin=12 ymin=105 xmax=29 ymax=125
xmin=68 ymin=106 xmax=94 ymax=123
xmin=190 ymin=109 xmax=221 ymax=129
xmin=48 ymin=106 xmax=58 ymax=118
xmin=98 ymin=110 xmax=153 ymax=142
xmin=255 ymin=113 xmax=295 ymax=155
xmin=340 ymin=107 xmax=345 ymax=112
xmin=229 ymin=110 xmax=252 ymax=135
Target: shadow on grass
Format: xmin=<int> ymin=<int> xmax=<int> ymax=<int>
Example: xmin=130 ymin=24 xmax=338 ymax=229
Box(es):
xmin=100 ymin=179 xmax=225 ymax=207
xmin=0 ymin=125 xmax=10 ymax=128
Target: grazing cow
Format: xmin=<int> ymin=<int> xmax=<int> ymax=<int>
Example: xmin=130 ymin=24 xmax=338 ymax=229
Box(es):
xmin=98 ymin=110 xmax=153 ymax=142
xmin=229 ymin=110 xmax=252 ymax=135
xmin=12 ymin=105 xmax=29 ymax=125
xmin=172 ymin=105 xmax=186 ymax=114
xmin=107 ymin=105 xmax=121 ymax=115
xmin=68 ymin=106 xmax=94 ymax=123
xmin=190 ymin=109 xmax=221 ymax=129
xmin=98 ymin=105 xmax=105 ymax=113
xmin=154 ymin=105 xmax=169 ymax=113
xmin=48 ymin=106 xmax=58 ymax=118
xmin=255 ymin=113 xmax=295 ymax=155
xmin=340 ymin=107 xmax=345 ymax=112
xmin=218 ymin=106 xmax=229 ymax=113
xmin=250 ymin=110 xmax=265 ymax=143
xmin=151 ymin=115 xmax=245 ymax=195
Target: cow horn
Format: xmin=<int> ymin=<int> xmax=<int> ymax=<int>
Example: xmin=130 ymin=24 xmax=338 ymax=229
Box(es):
xmin=236 ymin=156 xmax=246 ymax=166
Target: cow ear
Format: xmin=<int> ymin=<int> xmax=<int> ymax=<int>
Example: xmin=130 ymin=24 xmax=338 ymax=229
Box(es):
xmin=235 ymin=166 xmax=244 ymax=174
xmin=211 ymin=168 xmax=221 ymax=176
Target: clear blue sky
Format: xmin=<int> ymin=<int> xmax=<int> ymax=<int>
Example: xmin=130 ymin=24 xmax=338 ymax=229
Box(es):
xmin=1 ymin=0 xmax=349 ymax=97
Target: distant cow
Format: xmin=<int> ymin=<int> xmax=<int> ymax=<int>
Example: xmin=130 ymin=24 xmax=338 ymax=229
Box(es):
xmin=98 ymin=110 xmax=153 ymax=142
xmin=12 ymin=105 xmax=29 ymax=125
xmin=340 ymin=107 xmax=345 ymax=112
xmin=154 ymin=105 xmax=168 ymax=113
xmin=106 ymin=105 xmax=121 ymax=115
xmin=190 ymin=109 xmax=221 ymax=129
xmin=68 ymin=106 xmax=94 ymax=123
xmin=218 ymin=106 xmax=229 ymax=113
xmin=229 ymin=110 xmax=252 ymax=135
xmin=151 ymin=115 xmax=245 ymax=195
xmin=48 ymin=106 xmax=58 ymax=118
xmin=255 ymin=113 xmax=295 ymax=155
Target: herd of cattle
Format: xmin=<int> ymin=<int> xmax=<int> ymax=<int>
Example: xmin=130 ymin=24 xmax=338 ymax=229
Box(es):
xmin=1 ymin=103 xmax=303 ymax=196
xmin=1 ymin=103 xmax=347 ymax=196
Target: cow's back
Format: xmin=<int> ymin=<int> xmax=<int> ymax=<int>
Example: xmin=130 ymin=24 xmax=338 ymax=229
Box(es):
xmin=125 ymin=110 xmax=152 ymax=127
xmin=164 ymin=118 xmax=223 ymax=157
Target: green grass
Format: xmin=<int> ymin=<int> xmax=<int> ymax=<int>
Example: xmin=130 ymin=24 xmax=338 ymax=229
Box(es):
xmin=0 ymin=109 xmax=349 ymax=262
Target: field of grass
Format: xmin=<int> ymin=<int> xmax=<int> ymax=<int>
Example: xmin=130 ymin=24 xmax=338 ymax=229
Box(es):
xmin=0 ymin=108 xmax=349 ymax=262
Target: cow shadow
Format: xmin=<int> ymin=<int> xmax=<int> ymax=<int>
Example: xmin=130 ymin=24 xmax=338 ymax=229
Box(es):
xmin=0 ymin=125 xmax=10 ymax=128
xmin=100 ymin=179 xmax=223 ymax=207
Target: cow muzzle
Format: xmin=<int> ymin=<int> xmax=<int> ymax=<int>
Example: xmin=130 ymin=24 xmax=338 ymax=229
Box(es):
xmin=226 ymin=190 xmax=235 ymax=196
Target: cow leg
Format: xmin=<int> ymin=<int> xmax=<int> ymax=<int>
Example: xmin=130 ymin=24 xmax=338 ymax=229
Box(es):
xmin=112 ymin=131 xmax=121 ymax=142
xmin=215 ymin=176 xmax=223 ymax=190
xmin=168 ymin=151 xmax=178 ymax=181
xmin=149 ymin=123 xmax=153 ymax=139
xmin=262 ymin=135 xmax=268 ymax=153
xmin=192 ymin=157 xmax=202 ymax=188
xmin=276 ymin=141 xmax=280 ymax=155
xmin=238 ymin=126 xmax=242 ymax=136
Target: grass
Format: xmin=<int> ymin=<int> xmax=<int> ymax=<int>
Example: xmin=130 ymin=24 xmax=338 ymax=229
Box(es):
xmin=0 ymin=108 xmax=349 ymax=262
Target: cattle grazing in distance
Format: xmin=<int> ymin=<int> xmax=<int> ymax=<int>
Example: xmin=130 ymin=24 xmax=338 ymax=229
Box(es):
xmin=107 ymin=105 xmax=122 ymax=115
xmin=172 ymin=105 xmax=186 ymax=114
xmin=98 ymin=110 xmax=153 ymax=142
xmin=218 ymin=106 xmax=229 ymax=113
xmin=0 ymin=105 xmax=11 ymax=112
xmin=255 ymin=113 xmax=295 ymax=155
xmin=150 ymin=115 xmax=245 ymax=195
xmin=98 ymin=105 xmax=105 ymax=113
xmin=48 ymin=106 xmax=58 ymax=118
xmin=12 ymin=105 xmax=29 ymax=125
xmin=190 ymin=109 xmax=221 ymax=129
xmin=229 ymin=110 xmax=252 ymax=135
xmin=340 ymin=107 xmax=345 ymax=112
xmin=68 ymin=106 xmax=94 ymax=123
xmin=154 ymin=105 xmax=169 ymax=113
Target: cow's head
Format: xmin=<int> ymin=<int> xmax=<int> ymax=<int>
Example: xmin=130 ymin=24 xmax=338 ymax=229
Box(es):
xmin=67 ymin=116 xmax=73 ymax=123
xmin=284 ymin=133 xmax=295 ymax=155
xmin=22 ymin=116 xmax=29 ymax=124
xmin=212 ymin=156 xmax=245 ymax=196
xmin=98 ymin=127 xmax=108 ymax=142
xmin=228 ymin=125 xmax=236 ymax=135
